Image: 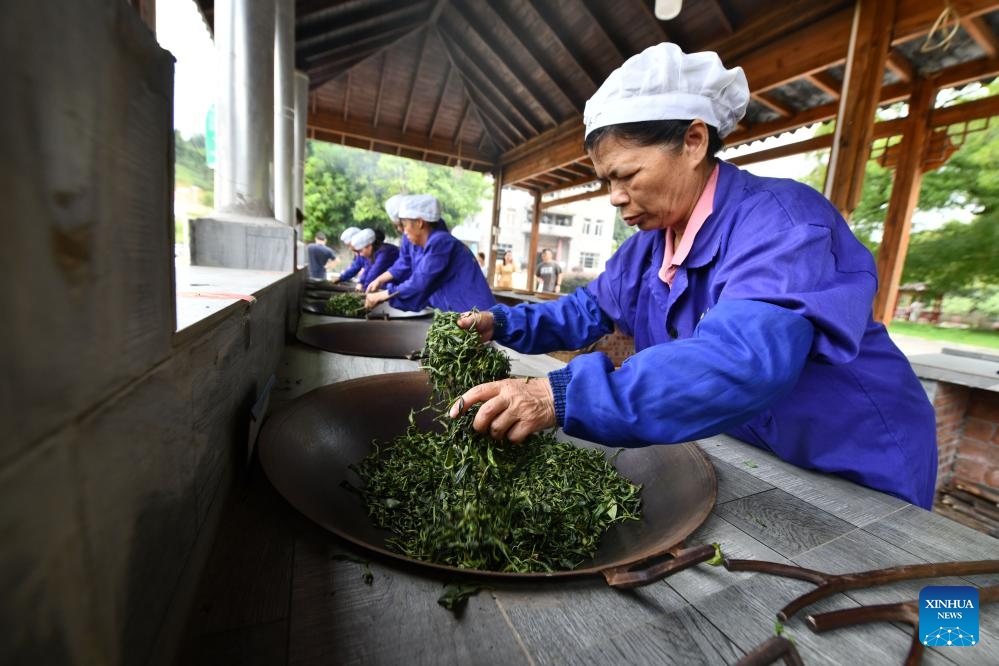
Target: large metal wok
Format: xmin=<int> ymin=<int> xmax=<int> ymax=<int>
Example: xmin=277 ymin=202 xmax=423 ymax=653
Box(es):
xmin=296 ymin=320 xmax=431 ymax=358
xmin=258 ymin=371 xmax=717 ymax=585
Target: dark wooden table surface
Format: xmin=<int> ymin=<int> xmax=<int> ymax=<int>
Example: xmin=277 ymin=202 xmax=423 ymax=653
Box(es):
xmin=178 ymin=316 xmax=999 ymax=665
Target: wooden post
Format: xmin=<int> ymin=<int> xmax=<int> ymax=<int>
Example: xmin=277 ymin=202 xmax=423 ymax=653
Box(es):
xmin=873 ymin=77 xmax=936 ymax=324
xmin=528 ymin=190 xmax=542 ymax=292
xmin=823 ymin=0 xmax=895 ymax=220
xmin=487 ymin=168 xmax=503 ymax=287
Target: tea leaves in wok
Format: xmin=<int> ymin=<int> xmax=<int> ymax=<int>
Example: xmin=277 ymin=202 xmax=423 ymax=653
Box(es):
xmin=326 ymin=292 xmax=366 ymax=317
xmin=347 ymin=310 xmax=642 ymax=573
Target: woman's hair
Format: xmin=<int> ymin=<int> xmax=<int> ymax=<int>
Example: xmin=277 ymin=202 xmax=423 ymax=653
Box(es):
xmin=584 ymin=119 xmax=723 ymax=159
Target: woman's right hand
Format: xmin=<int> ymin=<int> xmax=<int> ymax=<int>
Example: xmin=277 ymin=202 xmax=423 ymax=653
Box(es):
xmin=365 ymin=278 xmax=383 ymax=293
xmin=456 ymin=310 xmax=495 ymax=341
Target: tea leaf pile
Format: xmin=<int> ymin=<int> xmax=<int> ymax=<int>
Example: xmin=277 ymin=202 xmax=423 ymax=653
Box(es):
xmin=325 ymin=292 xmax=366 ymax=318
xmin=347 ymin=310 xmax=642 ymax=573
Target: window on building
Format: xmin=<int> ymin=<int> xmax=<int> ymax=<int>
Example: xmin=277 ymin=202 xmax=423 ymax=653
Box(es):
xmin=582 ymin=218 xmax=592 ymax=235
xmin=594 ymin=221 xmax=604 ymax=236
xmin=497 ymin=242 xmax=513 ymax=257
xmin=580 ymin=252 xmax=600 ymax=269
xmin=541 ymin=212 xmax=572 ymax=227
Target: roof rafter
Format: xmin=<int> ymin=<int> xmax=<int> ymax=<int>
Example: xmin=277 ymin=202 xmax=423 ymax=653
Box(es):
xmin=444 ymin=4 xmax=558 ymax=128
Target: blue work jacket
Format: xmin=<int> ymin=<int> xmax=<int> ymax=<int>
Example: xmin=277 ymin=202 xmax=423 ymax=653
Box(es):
xmin=337 ymin=253 xmax=367 ymax=282
xmin=388 ymin=229 xmax=495 ymax=312
xmin=359 ymin=243 xmax=400 ymax=291
xmin=490 ymin=161 xmax=937 ymax=508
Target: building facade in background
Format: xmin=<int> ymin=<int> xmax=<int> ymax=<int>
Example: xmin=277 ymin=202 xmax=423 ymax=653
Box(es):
xmin=452 ymin=187 xmax=617 ymax=290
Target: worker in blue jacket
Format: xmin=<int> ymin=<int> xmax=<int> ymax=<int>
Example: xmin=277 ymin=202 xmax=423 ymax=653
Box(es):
xmin=449 ymin=43 xmax=937 ymax=509
xmin=348 ymin=228 xmax=400 ymax=292
xmin=365 ymin=194 xmax=495 ymax=313
xmin=366 ymin=194 xmax=450 ymax=292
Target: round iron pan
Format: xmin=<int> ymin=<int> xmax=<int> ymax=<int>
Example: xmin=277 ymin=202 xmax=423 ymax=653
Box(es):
xmin=258 ymin=371 xmax=717 ymax=581
xmin=296 ymin=320 xmax=431 ymax=358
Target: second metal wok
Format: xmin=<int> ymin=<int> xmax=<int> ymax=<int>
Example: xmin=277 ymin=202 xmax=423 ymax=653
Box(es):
xmin=296 ymin=320 xmax=431 ymax=358
xmin=258 ymin=371 xmax=717 ymax=585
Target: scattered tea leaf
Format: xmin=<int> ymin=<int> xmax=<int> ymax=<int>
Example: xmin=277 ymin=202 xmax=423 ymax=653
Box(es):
xmin=438 ymin=583 xmax=483 ymax=612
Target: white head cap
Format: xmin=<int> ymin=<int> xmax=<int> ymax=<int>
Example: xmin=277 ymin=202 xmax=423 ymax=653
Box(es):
xmin=340 ymin=227 xmax=360 ymax=244
xmin=583 ymin=42 xmax=749 ymax=139
xmin=351 ymin=228 xmax=376 ymax=250
xmin=397 ymin=194 xmax=441 ymax=222
xmin=384 ymin=194 xmax=403 ymax=223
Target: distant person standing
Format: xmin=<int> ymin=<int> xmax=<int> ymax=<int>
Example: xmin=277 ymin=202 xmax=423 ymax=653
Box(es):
xmin=495 ymin=250 xmax=517 ymax=289
xmin=535 ymin=248 xmax=562 ymax=293
xmin=477 ymin=251 xmax=488 ymax=276
xmin=307 ymin=232 xmax=337 ymax=280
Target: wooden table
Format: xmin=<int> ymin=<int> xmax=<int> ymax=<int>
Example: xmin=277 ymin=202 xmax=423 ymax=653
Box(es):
xmin=180 ymin=330 xmax=999 ymax=666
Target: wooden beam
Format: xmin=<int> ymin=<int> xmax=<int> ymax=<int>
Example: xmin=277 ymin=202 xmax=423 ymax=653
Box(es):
xmin=807 ymin=71 xmax=842 ymax=98
xmin=442 ymin=6 xmax=558 ymax=127
xmin=484 ymin=2 xmax=583 ymax=108
xmin=528 ymin=191 xmax=542 ymax=290
xmin=540 ymin=184 xmax=608 ymax=209
xmin=401 ymin=30 xmax=430 ymax=134
xmin=824 ymin=0 xmax=896 ymax=219
xmin=572 ymin=0 xmax=626 ymax=64
xmin=502 ymin=124 xmax=585 ymax=185
xmin=627 ymin=0 xmax=671 ymax=42
xmin=873 ymin=77 xmax=936 ymax=324
xmin=426 ymin=64 xmax=451 ymax=139
xmin=962 ymin=15 xmax=999 ymax=58
xmin=752 ymin=92 xmax=794 ymax=117
xmin=308 ymin=108 xmax=495 ymax=167
xmin=886 ymin=50 xmax=915 ymax=83
xmin=487 ymin=167 xmax=503 ymax=286
xmin=437 ymin=26 xmax=543 ymax=136
xmin=540 ymin=172 xmax=601 ymax=195
xmin=372 ymin=51 xmax=388 ymax=127
xmin=521 ymin=0 xmax=598 ymax=91
xmin=433 ymin=27 xmax=529 ymax=143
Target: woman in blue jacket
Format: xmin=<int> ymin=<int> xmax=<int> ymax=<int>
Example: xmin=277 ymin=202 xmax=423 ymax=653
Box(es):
xmin=449 ymin=43 xmax=937 ymax=509
xmin=365 ymin=194 xmax=495 ymax=313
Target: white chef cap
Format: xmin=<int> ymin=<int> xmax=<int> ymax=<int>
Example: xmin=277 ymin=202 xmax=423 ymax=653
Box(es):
xmin=384 ymin=194 xmax=403 ymax=223
xmin=583 ymin=42 xmax=749 ymax=139
xmin=351 ymin=228 xmax=376 ymax=250
xmin=340 ymin=227 xmax=360 ymax=244
xmin=397 ymin=194 xmax=441 ymax=222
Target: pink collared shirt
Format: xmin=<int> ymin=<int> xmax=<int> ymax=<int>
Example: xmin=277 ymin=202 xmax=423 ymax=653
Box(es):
xmin=659 ymin=164 xmax=720 ymax=286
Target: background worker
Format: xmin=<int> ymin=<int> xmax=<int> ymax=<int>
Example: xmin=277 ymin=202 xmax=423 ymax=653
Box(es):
xmin=365 ymin=194 xmax=494 ymax=313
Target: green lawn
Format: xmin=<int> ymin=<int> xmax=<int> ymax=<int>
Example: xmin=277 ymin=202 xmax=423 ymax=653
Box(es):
xmin=887 ymin=320 xmax=999 ymax=349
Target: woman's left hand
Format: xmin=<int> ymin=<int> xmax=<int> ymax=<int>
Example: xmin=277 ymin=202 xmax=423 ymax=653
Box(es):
xmin=449 ymin=378 xmax=556 ymax=443
xmin=364 ymin=290 xmax=390 ymax=310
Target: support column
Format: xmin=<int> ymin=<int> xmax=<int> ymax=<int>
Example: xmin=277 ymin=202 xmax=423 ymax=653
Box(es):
xmin=487 ymin=169 xmax=502 ymax=287
xmin=823 ymin=0 xmax=895 ymax=220
xmin=273 ymin=0 xmax=294 ymax=226
xmin=293 ymin=70 xmax=309 ymax=269
xmin=528 ymin=190 xmax=541 ymax=292
xmin=873 ymin=77 xmax=936 ymax=324
xmin=191 ymin=0 xmax=294 ymax=271
xmin=293 ymin=71 xmax=309 ymax=215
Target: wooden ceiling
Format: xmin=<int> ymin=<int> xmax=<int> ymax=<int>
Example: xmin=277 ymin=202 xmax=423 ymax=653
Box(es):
xmin=193 ymin=0 xmax=999 ymax=195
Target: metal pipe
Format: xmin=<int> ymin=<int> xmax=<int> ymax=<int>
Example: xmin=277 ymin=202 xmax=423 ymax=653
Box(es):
xmin=294 ymin=70 xmax=309 ymax=215
xmin=214 ymin=0 xmax=274 ymax=216
xmin=273 ymin=0 xmax=294 ymax=225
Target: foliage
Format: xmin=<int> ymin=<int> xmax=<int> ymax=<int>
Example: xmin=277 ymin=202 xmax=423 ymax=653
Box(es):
xmin=902 ymin=216 xmax=999 ymax=293
xmin=174 ymin=130 xmax=213 ymax=196
xmin=888 ymin=321 xmax=999 ymax=349
xmin=612 ymin=209 xmax=636 ymax=252
xmin=562 ymin=273 xmax=596 ymax=293
xmin=302 ymin=142 xmax=491 ymax=244
xmin=797 ymin=90 xmax=999 ymax=296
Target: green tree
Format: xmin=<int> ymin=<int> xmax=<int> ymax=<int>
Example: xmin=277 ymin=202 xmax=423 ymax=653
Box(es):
xmin=174 ymin=130 xmax=213 ymax=203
